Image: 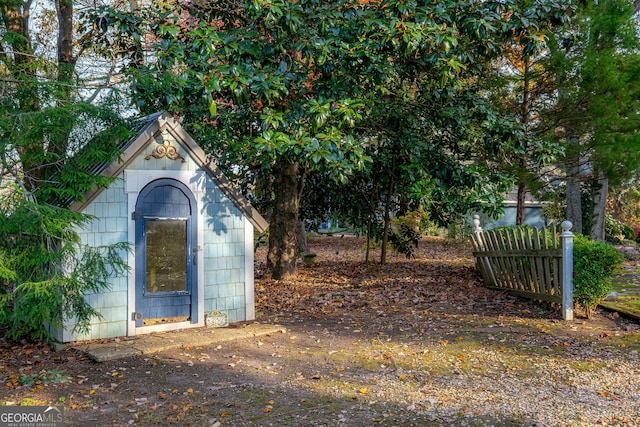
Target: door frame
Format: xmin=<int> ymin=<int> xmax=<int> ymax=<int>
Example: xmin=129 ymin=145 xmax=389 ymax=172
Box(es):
xmin=125 ymin=170 xmax=206 ymax=336
xmin=134 ymin=178 xmax=196 ymax=327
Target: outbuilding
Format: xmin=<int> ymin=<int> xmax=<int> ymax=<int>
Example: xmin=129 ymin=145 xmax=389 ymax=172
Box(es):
xmin=51 ymin=112 xmax=268 ymax=342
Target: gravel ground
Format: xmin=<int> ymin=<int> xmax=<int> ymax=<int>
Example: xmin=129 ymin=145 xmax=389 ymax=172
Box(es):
xmin=244 ymin=308 xmax=640 ymax=427
xmin=251 ymin=235 xmax=640 ymax=426
xmin=1 ymin=235 xmax=639 ymax=426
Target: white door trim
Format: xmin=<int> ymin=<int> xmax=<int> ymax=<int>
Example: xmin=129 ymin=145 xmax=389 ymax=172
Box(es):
xmin=125 ymin=170 xmax=206 ymax=336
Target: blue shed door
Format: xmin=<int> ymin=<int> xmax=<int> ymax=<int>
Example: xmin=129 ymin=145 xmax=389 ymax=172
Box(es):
xmin=134 ymin=179 xmax=197 ymax=327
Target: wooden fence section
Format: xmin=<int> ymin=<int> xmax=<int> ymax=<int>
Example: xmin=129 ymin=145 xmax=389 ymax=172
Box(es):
xmin=470 ymin=224 xmax=563 ymax=304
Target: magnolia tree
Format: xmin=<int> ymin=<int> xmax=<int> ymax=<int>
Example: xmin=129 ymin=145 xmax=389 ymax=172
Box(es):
xmin=89 ymin=0 xmax=574 ymax=277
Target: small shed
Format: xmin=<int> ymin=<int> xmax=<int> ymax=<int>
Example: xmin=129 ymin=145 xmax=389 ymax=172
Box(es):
xmin=51 ymin=112 xmax=268 ymax=342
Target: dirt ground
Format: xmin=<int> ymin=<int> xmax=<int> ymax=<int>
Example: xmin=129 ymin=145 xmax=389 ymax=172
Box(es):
xmin=1 ymin=235 xmax=639 ymax=426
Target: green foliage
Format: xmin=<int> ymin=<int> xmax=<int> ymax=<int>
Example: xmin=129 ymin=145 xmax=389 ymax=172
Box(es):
xmin=0 ymin=256 xmax=15 ymax=285
xmin=604 ymin=214 xmax=626 ymax=243
xmin=0 ymin=104 xmax=130 ymax=203
xmin=389 ymin=211 xmax=427 ymax=259
xmin=15 ymin=368 xmax=70 ymax=387
xmin=477 ymin=0 xmax=574 ymax=214
xmin=622 ymin=224 xmax=635 ymax=241
xmin=254 ymin=231 xmax=269 ymax=252
xmin=540 ymin=192 xmax=567 ymax=228
xmin=0 ymin=2 xmax=134 ymax=341
xmin=87 ymin=0 xmax=381 ymax=182
xmin=0 ymin=104 xmax=132 ymax=341
xmin=87 ymin=0 xmax=576 ymax=271
xmin=87 ymin=0 xmax=570 ymax=197
xmin=364 ymin=211 xmax=427 ymax=259
xmin=542 ymin=0 xmax=640 ymax=234
xmin=573 ymin=234 xmax=624 ymax=318
xmin=0 ymin=187 xmax=129 ymax=341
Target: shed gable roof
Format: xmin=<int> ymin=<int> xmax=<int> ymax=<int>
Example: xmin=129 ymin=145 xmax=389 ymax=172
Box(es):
xmin=70 ymin=112 xmax=268 ymax=233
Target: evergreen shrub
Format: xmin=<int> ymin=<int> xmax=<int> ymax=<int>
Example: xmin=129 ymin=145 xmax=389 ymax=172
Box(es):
xmin=0 ymin=188 xmax=129 ymax=341
xmin=622 ymin=224 xmax=635 ymax=241
xmin=573 ymin=234 xmax=623 ymax=318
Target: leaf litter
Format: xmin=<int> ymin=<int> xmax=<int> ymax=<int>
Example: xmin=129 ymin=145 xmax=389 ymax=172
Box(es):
xmin=1 ymin=235 xmax=639 ymax=426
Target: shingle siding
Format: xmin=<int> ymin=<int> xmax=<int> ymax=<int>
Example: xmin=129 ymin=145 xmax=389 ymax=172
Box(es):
xmin=53 ymin=115 xmax=262 ymax=343
xmin=69 ymin=178 xmax=129 ymax=341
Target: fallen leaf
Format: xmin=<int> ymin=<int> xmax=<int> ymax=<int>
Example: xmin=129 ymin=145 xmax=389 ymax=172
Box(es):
xmin=598 ymin=390 xmax=619 ymax=401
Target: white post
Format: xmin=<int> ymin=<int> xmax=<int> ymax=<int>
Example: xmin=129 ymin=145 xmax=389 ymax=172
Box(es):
xmin=561 ymin=220 xmax=574 ymax=321
xmin=472 ymin=214 xmax=482 ymax=233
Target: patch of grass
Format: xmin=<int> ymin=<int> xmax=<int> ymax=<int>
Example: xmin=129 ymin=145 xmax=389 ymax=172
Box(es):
xmin=18 ymin=397 xmax=48 ymax=406
xmin=281 ymin=345 xmax=385 ymax=372
xmin=600 ymin=298 xmax=640 ymax=318
xmin=608 ymin=266 xmax=640 ymax=317
xmin=597 ymin=332 xmax=640 ymax=351
xmin=566 ymin=359 xmax=608 ymax=372
xmin=239 ymin=386 xmax=274 ymax=405
xmin=16 ymin=368 xmax=70 ymax=387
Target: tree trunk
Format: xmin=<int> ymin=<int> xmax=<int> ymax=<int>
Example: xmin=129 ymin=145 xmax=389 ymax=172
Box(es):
xmin=40 ymin=0 xmax=77 ymax=189
xmin=56 ymin=0 xmax=75 ymax=91
xmin=515 ymin=182 xmax=527 ymax=226
xmin=516 ymin=57 xmax=530 ymax=227
xmin=590 ymin=172 xmax=609 ymax=241
xmin=381 ymin=187 xmax=391 ymax=265
xmin=365 ymin=181 xmax=376 ymax=263
xmin=296 ymin=220 xmax=309 ymax=255
xmin=0 ymin=2 xmax=37 ymax=105
xmin=267 ymin=159 xmax=302 ymax=279
xmin=566 ymin=175 xmax=583 ymax=234
xmin=380 ymin=155 xmax=396 ymax=265
xmin=1 ymin=1 xmax=42 ymax=190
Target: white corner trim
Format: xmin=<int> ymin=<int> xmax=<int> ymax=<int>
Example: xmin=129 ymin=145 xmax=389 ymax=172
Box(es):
xmin=244 ymin=217 xmax=255 ymax=321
